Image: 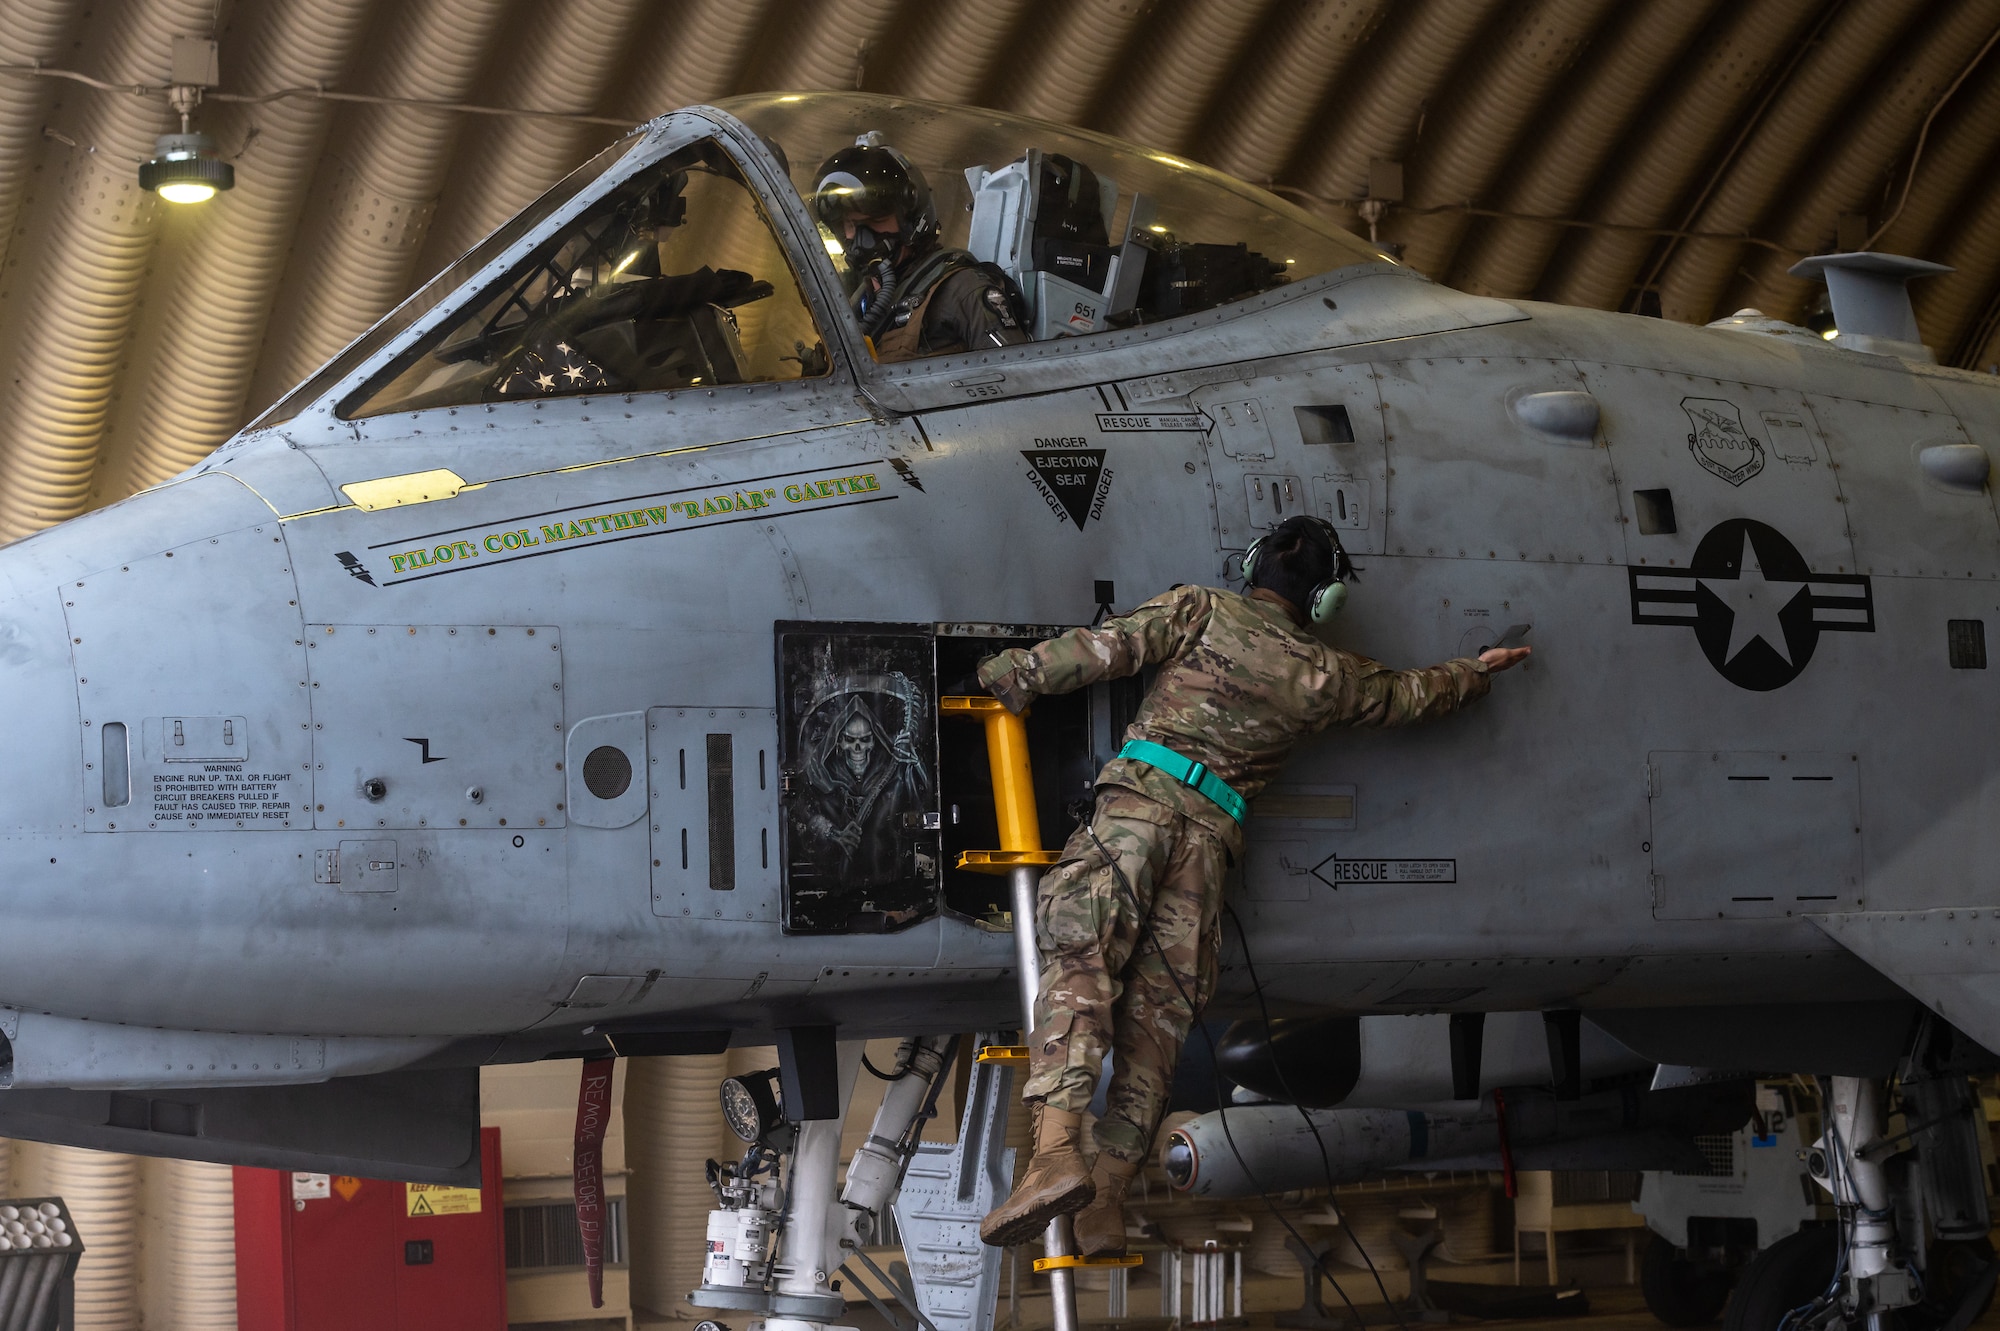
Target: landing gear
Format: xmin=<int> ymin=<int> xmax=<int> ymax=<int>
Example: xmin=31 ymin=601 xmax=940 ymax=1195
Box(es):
xmin=1720 ymin=1230 xmax=1996 ymax=1331
xmin=1726 ymin=1020 xmax=1998 ymax=1331
xmin=1643 ymin=1233 xmax=1735 ymax=1327
xmin=688 ymin=1034 xmax=964 ymax=1331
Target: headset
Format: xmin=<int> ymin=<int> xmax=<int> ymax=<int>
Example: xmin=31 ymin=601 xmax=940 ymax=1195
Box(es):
xmin=1240 ymin=515 xmax=1355 ymax=624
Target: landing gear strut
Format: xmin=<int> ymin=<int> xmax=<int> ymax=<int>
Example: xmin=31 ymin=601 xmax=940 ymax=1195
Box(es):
xmin=1726 ymin=1023 xmax=1998 ymax=1331
xmin=690 ymin=1034 xmax=961 ymax=1331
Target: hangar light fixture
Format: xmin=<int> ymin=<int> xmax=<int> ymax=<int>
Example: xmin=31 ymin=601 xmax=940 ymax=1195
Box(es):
xmin=13 ymin=34 xmax=628 ymax=215
xmin=140 ymin=40 xmax=231 ymax=205
xmin=140 ymin=131 xmax=232 ymax=204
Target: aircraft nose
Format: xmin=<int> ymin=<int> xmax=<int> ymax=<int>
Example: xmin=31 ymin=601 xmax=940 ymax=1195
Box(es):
xmin=0 ymin=476 xmax=306 ymax=1020
xmin=62 ymin=495 xmax=310 ymax=836
xmin=0 ymin=594 xmax=81 ymax=812
xmin=0 ymin=552 xmax=106 ymax=1012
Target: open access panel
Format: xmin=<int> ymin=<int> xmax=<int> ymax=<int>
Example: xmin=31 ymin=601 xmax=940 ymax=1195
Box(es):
xmin=773 ymin=621 xmax=1140 ymax=934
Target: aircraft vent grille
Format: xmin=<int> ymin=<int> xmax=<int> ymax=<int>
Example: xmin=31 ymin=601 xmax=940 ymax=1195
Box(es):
xmin=504 ymin=1198 xmax=626 ymax=1270
xmin=707 ymin=734 xmax=737 ymax=891
xmin=1672 ymin=1134 xmax=1737 ymax=1178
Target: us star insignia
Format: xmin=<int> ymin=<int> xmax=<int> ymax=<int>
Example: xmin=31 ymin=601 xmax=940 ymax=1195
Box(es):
xmin=1628 ymin=518 xmax=1872 ymax=691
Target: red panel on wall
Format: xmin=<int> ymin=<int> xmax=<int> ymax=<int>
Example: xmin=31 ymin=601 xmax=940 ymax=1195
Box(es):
xmin=235 ymin=1127 xmax=506 ymax=1331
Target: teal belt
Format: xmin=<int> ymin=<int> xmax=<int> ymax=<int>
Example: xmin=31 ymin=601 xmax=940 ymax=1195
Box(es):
xmin=1118 ymin=740 xmax=1248 ymax=825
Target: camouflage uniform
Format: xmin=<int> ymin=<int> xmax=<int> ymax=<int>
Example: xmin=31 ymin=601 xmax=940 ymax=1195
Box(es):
xmin=979 ymin=584 xmax=1491 ymax=1165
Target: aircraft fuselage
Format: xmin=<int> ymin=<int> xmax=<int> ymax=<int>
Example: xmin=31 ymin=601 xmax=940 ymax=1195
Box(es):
xmin=0 ymin=263 xmax=1992 ymax=1083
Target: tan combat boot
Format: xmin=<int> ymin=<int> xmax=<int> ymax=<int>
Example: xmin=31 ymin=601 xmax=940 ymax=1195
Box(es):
xmin=1072 ymin=1152 xmax=1141 ymax=1257
xmin=980 ymin=1105 xmax=1095 ymax=1247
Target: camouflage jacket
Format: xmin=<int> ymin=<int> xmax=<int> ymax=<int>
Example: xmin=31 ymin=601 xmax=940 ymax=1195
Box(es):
xmin=977 ymin=585 xmax=1492 ymax=847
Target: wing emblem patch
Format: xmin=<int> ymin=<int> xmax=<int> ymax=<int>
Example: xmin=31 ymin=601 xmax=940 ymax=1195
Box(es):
xmin=1683 ymin=396 xmax=1767 ymax=487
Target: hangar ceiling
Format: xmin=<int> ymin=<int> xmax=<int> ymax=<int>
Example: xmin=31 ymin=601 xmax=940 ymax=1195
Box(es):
xmin=0 ymin=0 xmax=1997 ymax=542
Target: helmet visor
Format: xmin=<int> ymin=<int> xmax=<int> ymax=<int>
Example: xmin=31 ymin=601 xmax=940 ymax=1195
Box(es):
xmin=811 ymin=147 xmax=925 ymax=233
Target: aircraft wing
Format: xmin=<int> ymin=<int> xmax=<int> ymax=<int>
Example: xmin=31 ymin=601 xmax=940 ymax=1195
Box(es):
xmin=0 ymin=1069 xmax=481 ymax=1186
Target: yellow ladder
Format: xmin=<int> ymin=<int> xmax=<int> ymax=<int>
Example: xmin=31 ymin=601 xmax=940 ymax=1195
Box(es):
xmin=942 ymin=696 xmax=1140 ymax=1325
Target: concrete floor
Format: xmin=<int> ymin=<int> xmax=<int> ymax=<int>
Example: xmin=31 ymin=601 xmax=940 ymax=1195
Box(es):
xmin=627 ymin=1219 xmax=2000 ymax=1331
xmin=635 ymin=1274 xmax=2000 ymax=1331
xmin=972 ymin=1245 xmax=1638 ymax=1331
xmin=807 ymin=1241 xmax=2000 ymax=1331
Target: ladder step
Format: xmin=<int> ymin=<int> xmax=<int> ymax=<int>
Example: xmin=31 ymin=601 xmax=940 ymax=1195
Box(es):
xmin=1033 ymin=1253 xmax=1145 ymax=1272
xmin=955 ymin=848 xmax=1061 ymax=874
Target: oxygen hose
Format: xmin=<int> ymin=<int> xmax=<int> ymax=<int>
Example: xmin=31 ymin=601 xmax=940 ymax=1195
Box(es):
xmin=860 ymin=256 xmax=899 ymax=339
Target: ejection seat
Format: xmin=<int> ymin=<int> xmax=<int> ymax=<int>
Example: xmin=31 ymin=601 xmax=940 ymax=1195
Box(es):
xmin=967 ymin=149 xmax=1294 ymax=334
xmin=965 ymin=150 xmax=1151 ymax=339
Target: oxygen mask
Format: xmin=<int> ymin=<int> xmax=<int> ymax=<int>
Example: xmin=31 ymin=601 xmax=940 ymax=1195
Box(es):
xmin=840 ymin=223 xmax=904 ymax=333
xmin=843 ymin=223 xmax=892 ymax=272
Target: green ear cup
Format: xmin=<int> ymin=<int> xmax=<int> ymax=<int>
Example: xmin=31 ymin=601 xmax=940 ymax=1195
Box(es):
xmin=1309 ymin=579 xmax=1348 ymax=623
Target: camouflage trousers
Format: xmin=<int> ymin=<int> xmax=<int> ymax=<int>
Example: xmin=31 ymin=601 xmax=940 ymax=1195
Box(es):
xmin=1023 ymin=787 xmax=1228 ymax=1166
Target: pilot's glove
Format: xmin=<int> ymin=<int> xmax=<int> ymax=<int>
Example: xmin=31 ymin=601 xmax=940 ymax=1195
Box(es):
xmin=978 ymin=651 xmax=1035 ymax=716
xmin=657 ymin=266 xmax=770 ymax=310
xmin=707 ymin=267 xmax=774 ymax=307
xmin=614 ymin=268 xmax=774 ymax=321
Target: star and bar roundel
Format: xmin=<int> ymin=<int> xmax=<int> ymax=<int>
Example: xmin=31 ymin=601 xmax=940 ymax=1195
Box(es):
xmin=1628 ymin=519 xmax=1874 ymax=691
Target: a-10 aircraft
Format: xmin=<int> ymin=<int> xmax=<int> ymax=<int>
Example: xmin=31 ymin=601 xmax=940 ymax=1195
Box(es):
xmin=0 ymin=91 xmax=1996 ymax=1330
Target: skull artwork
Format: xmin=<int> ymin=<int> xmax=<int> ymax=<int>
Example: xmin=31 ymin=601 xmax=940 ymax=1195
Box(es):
xmin=839 ymin=714 xmax=875 ymax=779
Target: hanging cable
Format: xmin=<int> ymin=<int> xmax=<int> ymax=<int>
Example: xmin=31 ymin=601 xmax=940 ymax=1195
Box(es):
xmin=1266 ymin=183 xmax=1806 ymax=258
xmin=1777 ymin=1076 xmax=1854 ymax=1331
xmin=1628 ymin=0 xmax=1850 ymax=312
xmin=0 ymin=62 xmax=636 ymax=128
xmin=861 ymin=1044 xmax=915 ymax=1081
xmin=208 ymin=83 xmax=634 ymax=126
xmin=1864 ymin=22 xmax=2000 ymax=251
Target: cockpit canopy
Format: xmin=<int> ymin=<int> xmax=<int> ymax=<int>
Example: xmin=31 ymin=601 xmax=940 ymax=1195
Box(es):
xmin=254 ymin=94 xmax=1390 ymax=428
xmin=734 ymin=93 xmax=1387 ymax=339
xmin=346 ymin=137 xmax=825 ymax=418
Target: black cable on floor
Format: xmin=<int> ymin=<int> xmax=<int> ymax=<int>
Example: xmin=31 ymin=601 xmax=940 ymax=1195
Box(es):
xmin=1076 ymin=816 xmax=1376 ymax=1329
xmin=1226 ymin=900 xmax=1409 ymax=1331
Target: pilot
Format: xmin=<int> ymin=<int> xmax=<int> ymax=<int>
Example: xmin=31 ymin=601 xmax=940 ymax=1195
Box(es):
xmin=811 ymin=137 xmax=1030 ymax=360
xmin=975 ymin=516 xmax=1531 ymax=1253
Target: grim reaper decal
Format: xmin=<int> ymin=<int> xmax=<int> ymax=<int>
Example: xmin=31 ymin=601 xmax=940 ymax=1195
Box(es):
xmin=776 ymin=623 xmax=940 ymax=933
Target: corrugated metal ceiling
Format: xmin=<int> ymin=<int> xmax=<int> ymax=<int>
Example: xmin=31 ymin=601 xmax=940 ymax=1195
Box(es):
xmin=0 ymin=0 xmax=1997 ymax=541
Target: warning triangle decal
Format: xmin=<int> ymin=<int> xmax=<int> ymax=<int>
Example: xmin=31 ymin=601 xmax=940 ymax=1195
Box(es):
xmin=1022 ymin=450 xmax=1107 ymax=530
xmin=409 ymin=1194 xmax=434 ymax=1216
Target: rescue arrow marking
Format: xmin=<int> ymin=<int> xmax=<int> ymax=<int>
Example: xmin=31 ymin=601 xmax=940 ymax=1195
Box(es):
xmin=1310 ymin=854 xmax=1457 ymax=888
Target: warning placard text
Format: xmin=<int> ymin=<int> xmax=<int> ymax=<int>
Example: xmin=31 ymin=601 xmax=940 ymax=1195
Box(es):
xmin=150 ymin=764 xmax=295 ymax=827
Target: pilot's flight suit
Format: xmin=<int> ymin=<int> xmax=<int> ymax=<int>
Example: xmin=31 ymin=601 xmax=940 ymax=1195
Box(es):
xmin=978 ymin=584 xmax=1491 ymax=1244
xmin=869 ymin=250 xmax=1028 ymax=360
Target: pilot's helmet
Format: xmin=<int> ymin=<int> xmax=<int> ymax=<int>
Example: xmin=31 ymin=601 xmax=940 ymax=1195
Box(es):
xmin=811 ymin=135 xmax=938 ymax=272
